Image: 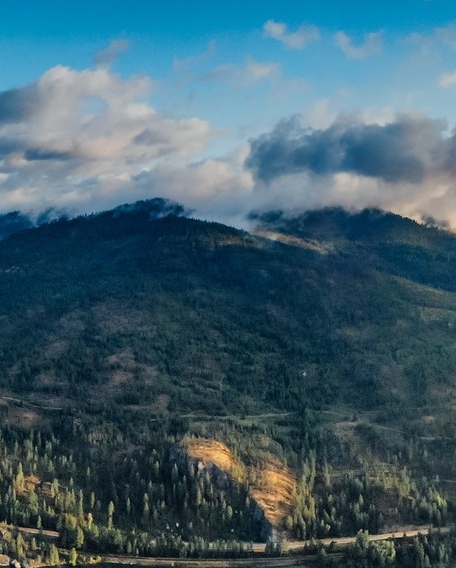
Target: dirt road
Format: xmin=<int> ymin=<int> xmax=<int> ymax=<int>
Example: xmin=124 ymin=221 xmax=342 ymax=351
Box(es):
xmin=284 ymin=525 xmax=450 ymax=551
xmin=101 ymin=525 xmax=451 ymax=566
xmin=0 ymin=523 xmax=59 ymax=540
xmin=2 ymin=522 xmax=450 ymax=566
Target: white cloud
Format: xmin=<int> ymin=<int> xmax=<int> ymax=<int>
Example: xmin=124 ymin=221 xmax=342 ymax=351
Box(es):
xmin=203 ymin=57 xmax=280 ymax=86
xmin=404 ymin=24 xmax=456 ymax=54
xmin=3 ymin=38 xmax=456 ymax=231
xmin=172 ymin=40 xmax=217 ymax=74
xmin=94 ymin=38 xmax=130 ymax=68
xmin=305 ymin=99 xmax=336 ymax=129
xmin=435 ymin=23 xmax=456 ymax=49
xmin=245 ymin=58 xmax=279 ymax=81
xmin=439 ymin=71 xmax=456 ymax=87
xmin=335 ymin=31 xmax=383 ymax=60
xmin=263 ymin=20 xmax=320 ymax=50
xmin=248 ymin=167 xmax=456 ymax=229
xmin=0 ymin=61 xmax=214 ymax=213
xmin=133 ymin=145 xmax=255 ymax=226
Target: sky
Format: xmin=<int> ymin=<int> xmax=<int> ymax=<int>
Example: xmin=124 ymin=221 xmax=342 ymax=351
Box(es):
xmin=2 ymin=0 xmax=456 ymax=226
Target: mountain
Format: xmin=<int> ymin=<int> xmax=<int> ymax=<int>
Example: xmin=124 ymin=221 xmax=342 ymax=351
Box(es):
xmin=5 ymin=201 xmax=456 ymax=413
xmin=1 ymin=199 xmax=456 ymax=564
xmin=0 ymin=210 xmax=34 ymax=240
xmin=254 ymin=206 xmax=456 ymax=292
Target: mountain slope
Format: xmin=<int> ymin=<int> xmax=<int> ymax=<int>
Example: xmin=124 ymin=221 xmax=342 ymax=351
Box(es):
xmin=1 ymin=202 xmax=456 ymax=416
xmin=0 ymin=200 xmax=455 ymax=561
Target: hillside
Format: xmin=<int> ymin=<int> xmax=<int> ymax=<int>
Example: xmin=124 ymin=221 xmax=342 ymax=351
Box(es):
xmin=0 ymin=199 xmax=456 ymax=563
xmin=3 ymin=201 xmax=456 ymax=416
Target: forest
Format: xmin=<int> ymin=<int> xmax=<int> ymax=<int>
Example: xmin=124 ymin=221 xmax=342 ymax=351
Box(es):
xmin=1 ymin=200 xmax=456 ymax=565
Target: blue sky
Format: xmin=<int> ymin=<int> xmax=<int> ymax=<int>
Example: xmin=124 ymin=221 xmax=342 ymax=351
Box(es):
xmin=2 ymin=0 xmax=456 ymax=225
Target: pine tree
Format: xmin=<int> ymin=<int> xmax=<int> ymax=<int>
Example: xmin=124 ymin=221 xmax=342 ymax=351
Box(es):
xmin=69 ymin=548 xmax=77 ymax=566
xmin=49 ymin=543 xmax=60 ymax=566
xmin=108 ymin=501 xmax=115 ymax=529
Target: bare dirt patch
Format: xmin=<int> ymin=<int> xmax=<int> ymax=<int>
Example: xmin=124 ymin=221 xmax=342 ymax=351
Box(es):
xmin=334 ymin=420 xmax=358 ymax=444
xmin=251 ymin=460 xmax=296 ymax=527
xmin=182 ymin=437 xmax=297 ymax=529
xmin=4 ymin=407 xmax=44 ymax=428
xmin=183 ymin=438 xmax=246 ymax=483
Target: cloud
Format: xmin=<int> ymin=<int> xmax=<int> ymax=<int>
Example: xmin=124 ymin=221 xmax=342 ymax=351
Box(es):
xmin=439 ymin=71 xmax=456 ymax=87
xmin=0 ymin=57 xmax=213 ymax=213
xmin=435 ymin=23 xmax=456 ymax=49
xmin=132 ymin=146 xmax=255 ymax=226
xmin=246 ymin=113 xmax=451 ymax=184
xmin=0 ymin=84 xmax=38 ymax=125
xmin=172 ymin=40 xmax=217 ymax=74
xmin=404 ymin=23 xmax=456 ymax=53
xmin=94 ymin=39 xmax=130 ymax=68
xmin=4 ymin=42 xmax=456 ymax=231
xmin=242 ymin=113 xmax=456 ymax=228
xmin=263 ymin=20 xmax=320 ymax=50
xmin=335 ymin=31 xmax=383 ymax=60
xmin=203 ymin=57 xmax=280 ymax=86
xmin=24 ymin=148 xmax=74 ymax=161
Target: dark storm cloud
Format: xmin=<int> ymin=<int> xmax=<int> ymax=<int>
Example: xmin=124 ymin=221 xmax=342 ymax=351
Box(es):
xmin=246 ymin=114 xmax=453 ymax=184
xmin=0 ymin=84 xmax=38 ymax=125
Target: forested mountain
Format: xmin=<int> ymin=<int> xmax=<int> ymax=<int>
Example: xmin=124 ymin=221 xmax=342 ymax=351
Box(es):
xmin=0 ymin=211 xmax=34 ymax=240
xmin=1 ymin=199 xmax=456 ymax=566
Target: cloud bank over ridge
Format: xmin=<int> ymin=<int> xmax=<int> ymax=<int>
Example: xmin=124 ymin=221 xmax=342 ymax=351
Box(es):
xmin=2 ymin=38 xmax=456 ymax=229
xmin=244 ymin=113 xmax=456 ymax=226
